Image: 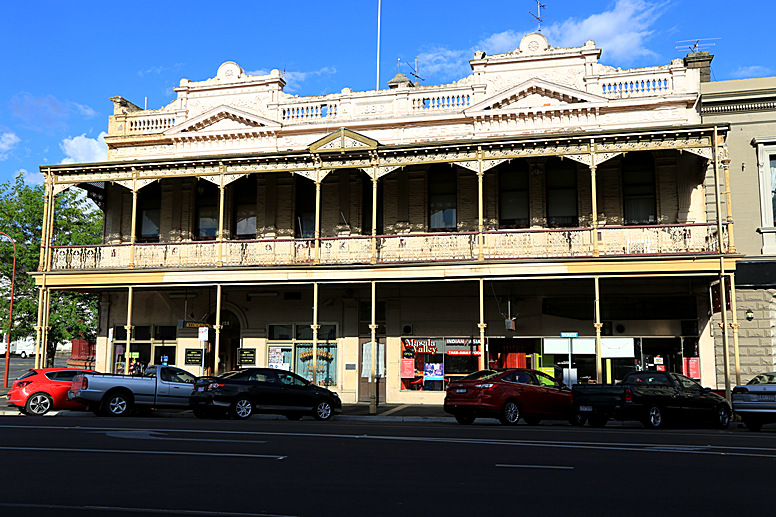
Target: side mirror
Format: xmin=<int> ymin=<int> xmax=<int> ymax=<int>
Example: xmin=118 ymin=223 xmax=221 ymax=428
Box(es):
xmin=703 ymin=387 xmax=712 ymax=393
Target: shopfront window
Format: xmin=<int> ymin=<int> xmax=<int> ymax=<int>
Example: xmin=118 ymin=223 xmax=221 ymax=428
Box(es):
xmin=267 ymin=323 xmax=338 ymax=387
xmin=401 ymin=337 xmax=481 ymax=391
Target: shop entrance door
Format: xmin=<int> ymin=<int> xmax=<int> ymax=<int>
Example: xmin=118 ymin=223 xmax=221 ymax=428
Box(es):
xmin=358 ymin=338 xmax=386 ymax=403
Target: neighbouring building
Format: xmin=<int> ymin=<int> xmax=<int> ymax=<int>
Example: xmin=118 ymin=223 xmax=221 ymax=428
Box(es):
xmin=32 ymin=32 xmax=736 ymax=404
xmin=701 ymin=70 xmax=776 ymax=387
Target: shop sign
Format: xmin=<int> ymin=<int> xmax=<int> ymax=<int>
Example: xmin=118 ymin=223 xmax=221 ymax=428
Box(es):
xmin=446 ymin=350 xmax=481 ymax=355
xmin=178 ymin=320 xmax=212 ymax=329
xmin=402 ymin=338 xmax=440 ymax=355
xmin=445 ymin=338 xmax=482 ymax=345
xmin=238 ymin=348 xmax=256 ymax=365
xmin=298 ymin=349 xmax=335 ymax=361
xmin=185 ymin=348 xmax=203 ymax=365
xmin=402 ymin=350 xmax=414 ymax=359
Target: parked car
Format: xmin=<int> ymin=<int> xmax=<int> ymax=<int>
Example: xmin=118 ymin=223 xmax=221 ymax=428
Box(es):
xmin=190 ymin=368 xmax=342 ymax=421
xmin=444 ymin=368 xmax=580 ymax=425
xmin=732 ymin=372 xmax=776 ymax=431
xmin=69 ymin=365 xmax=197 ymax=416
xmin=7 ymin=368 xmax=98 ymax=416
xmin=573 ymin=370 xmax=731 ymax=429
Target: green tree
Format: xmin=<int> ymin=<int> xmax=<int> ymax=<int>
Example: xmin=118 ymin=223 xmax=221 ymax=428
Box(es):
xmin=0 ymin=172 xmax=103 ymax=363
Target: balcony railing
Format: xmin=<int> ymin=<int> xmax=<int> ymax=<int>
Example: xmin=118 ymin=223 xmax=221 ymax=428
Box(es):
xmin=48 ymin=223 xmax=727 ymax=271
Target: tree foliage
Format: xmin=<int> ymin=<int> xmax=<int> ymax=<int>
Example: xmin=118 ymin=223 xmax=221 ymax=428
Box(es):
xmin=0 ymin=172 xmax=103 ymax=349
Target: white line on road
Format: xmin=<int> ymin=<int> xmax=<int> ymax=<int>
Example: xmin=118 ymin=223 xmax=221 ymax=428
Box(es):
xmin=0 ymin=446 xmax=286 ymax=460
xmin=496 ymin=464 xmax=574 ymax=470
xmin=0 ymin=503 xmax=295 ymax=516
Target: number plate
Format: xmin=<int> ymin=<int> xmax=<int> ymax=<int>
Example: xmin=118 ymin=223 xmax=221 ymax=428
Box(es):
xmin=456 ymin=388 xmax=467 ymax=394
xmin=579 ymin=405 xmax=593 ymax=412
xmin=757 ymin=393 xmax=776 ymax=402
xmin=197 ymin=386 xmax=204 ymax=392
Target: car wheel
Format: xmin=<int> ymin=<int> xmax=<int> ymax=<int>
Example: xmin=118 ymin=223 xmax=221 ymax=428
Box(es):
xmin=714 ymin=406 xmax=731 ymax=429
xmin=643 ymin=406 xmax=665 ymax=429
xmin=25 ymin=393 xmax=53 ymax=416
xmin=313 ymin=400 xmax=334 ymax=421
xmin=101 ymin=392 xmax=132 ymax=417
xmin=523 ymin=415 xmax=541 ymax=426
xmin=230 ymin=397 xmax=253 ymax=420
xmin=454 ymin=413 xmax=476 ymax=425
xmin=499 ymin=400 xmax=521 ymax=425
xmin=285 ymin=413 xmax=304 ymax=421
xmin=589 ymin=415 xmax=608 ymax=428
xmin=743 ymin=417 xmax=763 ymax=432
xmin=19 ymin=351 xmax=27 ymax=359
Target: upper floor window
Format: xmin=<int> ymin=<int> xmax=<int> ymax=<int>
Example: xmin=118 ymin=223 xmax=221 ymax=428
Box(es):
xmin=622 ymin=152 xmax=656 ymax=225
xmin=429 ymin=167 xmax=457 ymax=231
xmin=753 ymin=138 xmax=776 ymax=255
xmin=137 ymin=182 xmax=161 ymax=242
xmin=196 ymin=181 xmax=218 ymax=240
xmin=295 ymin=177 xmax=315 ymax=239
xmin=232 ymin=176 xmax=257 ymax=239
xmin=499 ymin=162 xmax=529 ymax=229
xmin=546 ymin=159 xmax=578 ymax=228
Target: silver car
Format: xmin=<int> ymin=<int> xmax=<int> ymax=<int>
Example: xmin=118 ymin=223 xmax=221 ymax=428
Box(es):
xmin=732 ymin=372 xmax=776 ymax=431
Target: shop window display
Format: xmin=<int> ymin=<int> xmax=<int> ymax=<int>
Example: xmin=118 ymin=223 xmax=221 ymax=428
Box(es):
xmin=401 ymin=337 xmax=481 ymax=391
xmin=267 ymin=323 xmax=338 ymax=387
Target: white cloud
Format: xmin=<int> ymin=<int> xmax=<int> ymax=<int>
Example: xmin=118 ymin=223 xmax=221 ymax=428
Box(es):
xmin=543 ymin=0 xmax=665 ymax=63
xmin=246 ymin=66 xmax=337 ymax=92
xmin=59 ymin=132 xmax=108 ymax=164
xmin=0 ymin=131 xmax=21 ymax=160
xmin=731 ymin=65 xmax=774 ymax=79
xmin=20 ymin=168 xmax=44 ymax=185
xmin=418 ymin=0 xmax=665 ymax=83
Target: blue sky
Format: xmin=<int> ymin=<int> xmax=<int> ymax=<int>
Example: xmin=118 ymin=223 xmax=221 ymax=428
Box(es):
xmin=1 ymin=0 xmax=773 ymax=186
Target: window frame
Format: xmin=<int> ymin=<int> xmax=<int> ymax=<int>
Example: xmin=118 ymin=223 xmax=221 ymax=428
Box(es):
xmin=754 ymin=138 xmax=776 ymax=254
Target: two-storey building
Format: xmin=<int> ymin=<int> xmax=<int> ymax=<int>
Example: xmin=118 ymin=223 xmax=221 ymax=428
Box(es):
xmin=32 ymin=33 xmax=735 ymax=403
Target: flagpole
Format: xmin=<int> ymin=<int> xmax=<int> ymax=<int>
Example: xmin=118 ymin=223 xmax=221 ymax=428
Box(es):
xmin=376 ymin=0 xmax=381 ymax=90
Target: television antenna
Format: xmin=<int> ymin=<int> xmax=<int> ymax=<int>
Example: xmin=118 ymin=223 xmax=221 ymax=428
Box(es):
xmin=404 ymin=57 xmax=425 ymax=83
xmin=675 ymin=37 xmax=721 ymax=53
xmin=529 ymin=1 xmax=546 ymax=32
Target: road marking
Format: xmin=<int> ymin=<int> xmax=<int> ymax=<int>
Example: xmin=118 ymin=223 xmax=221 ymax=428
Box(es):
xmin=102 ymin=429 xmax=268 ymax=444
xmin=0 ymin=503 xmax=295 ymax=516
xmin=381 ymin=404 xmax=410 ymax=416
xmin=0 ymin=446 xmax=286 ymax=460
xmin=496 ymin=464 xmax=574 ymax=470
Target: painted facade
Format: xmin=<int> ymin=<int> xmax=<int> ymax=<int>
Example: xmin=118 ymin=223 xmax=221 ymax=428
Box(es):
xmin=33 ymin=33 xmax=735 ymax=404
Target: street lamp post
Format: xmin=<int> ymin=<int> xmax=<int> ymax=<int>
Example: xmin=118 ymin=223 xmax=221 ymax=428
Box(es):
xmin=0 ymin=232 xmax=16 ymax=389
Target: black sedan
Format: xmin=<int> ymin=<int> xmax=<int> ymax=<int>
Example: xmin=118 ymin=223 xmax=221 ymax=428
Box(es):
xmin=190 ymin=368 xmax=341 ymax=420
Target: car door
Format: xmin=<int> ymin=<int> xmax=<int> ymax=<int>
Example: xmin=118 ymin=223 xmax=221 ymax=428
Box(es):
xmin=533 ymin=371 xmax=573 ymax=417
xmin=503 ymin=370 xmax=540 ymax=414
xmin=157 ymin=367 xmax=198 ymax=407
xmin=244 ymin=369 xmax=285 ymax=410
xmin=276 ymin=371 xmax=316 ymax=410
xmin=670 ymin=373 xmax=714 ymax=421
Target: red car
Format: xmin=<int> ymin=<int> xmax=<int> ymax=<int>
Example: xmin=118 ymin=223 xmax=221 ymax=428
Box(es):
xmin=444 ymin=368 xmax=581 ymax=425
xmin=7 ymin=368 xmax=98 ymax=416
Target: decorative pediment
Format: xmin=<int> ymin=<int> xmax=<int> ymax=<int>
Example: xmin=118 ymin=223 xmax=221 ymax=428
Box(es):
xmin=466 ymin=78 xmax=606 ymax=114
xmin=165 ymin=105 xmax=280 ymax=136
xmin=309 ymin=128 xmax=378 ymax=153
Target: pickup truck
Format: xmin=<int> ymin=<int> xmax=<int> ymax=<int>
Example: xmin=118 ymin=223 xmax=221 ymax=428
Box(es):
xmin=572 ymin=370 xmax=731 ymax=429
xmin=69 ymin=365 xmax=198 ymax=416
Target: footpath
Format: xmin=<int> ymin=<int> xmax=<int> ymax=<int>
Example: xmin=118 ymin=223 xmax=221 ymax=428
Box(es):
xmin=0 ymin=387 xmax=452 ymax=422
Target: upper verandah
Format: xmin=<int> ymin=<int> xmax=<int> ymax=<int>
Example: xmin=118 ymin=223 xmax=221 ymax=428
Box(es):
xmin=104 ymin=33 xmax=701 ymax=161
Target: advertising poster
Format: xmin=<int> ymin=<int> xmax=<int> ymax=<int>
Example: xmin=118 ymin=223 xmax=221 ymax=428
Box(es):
xmin=401 ymin=358 xmax=415 ymax=378
xmin=424 ymin=362 xmax=444 ymax=381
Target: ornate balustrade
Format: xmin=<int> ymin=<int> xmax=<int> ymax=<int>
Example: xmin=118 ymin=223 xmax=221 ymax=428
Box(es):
xmin=48 ymin=223 xmax=727 ymax=271
xmin=121 ymin=110 xmax=185 ymax=135
xmin=597 ymin=69 xmax=674 ymax=98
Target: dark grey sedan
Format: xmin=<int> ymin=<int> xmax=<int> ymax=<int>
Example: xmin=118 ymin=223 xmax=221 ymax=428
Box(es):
xmin=190 ymin=368 xmax=341 ymax=420
xmin=733 ymin=372 xmax=776 ymax=431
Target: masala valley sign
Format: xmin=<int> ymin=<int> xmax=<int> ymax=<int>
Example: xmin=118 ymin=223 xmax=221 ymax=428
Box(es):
xmin=402 ymin=338 xmax=482 ymax=355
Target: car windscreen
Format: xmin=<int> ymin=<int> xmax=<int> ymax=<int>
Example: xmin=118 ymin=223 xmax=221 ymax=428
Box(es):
xmin=460 ymin=370 xmax=500 ymax=381
xmin=747 ymin=373 xmax=776 ymax=385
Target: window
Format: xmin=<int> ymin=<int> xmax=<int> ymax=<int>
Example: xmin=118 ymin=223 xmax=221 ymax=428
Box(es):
xmin=771 ymin=154 xmax=776 ymax=226
xmin=499 ymin=163 xmax=529 ymax=228
xmin=137 ymin=182 xmax=161 ymax=242
xmin=546 ymin=159 xmax=578 ymax=227
xmin=233 ymin=176 xmax=257 ymax=239
xmin=752 ymin=139 xmax=776 ymax=254
xmin=195 ymin=181 xmax=218 ymax=240
xmin=295 ymin=178 xmax=316 ymax=238
xmin=401 ymin=337 xmax=482 ymax=392
xmin=429 ymin=168 xmax=457 ymax=230
xmin=622 ymin=152 xmax=656 ymax=225
xmin=267 ymin=323 xmax=338 ymax=387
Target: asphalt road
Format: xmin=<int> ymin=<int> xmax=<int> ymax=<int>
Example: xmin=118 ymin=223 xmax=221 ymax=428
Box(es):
xmin=0 ymin=415 xmax=772 ymax=516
